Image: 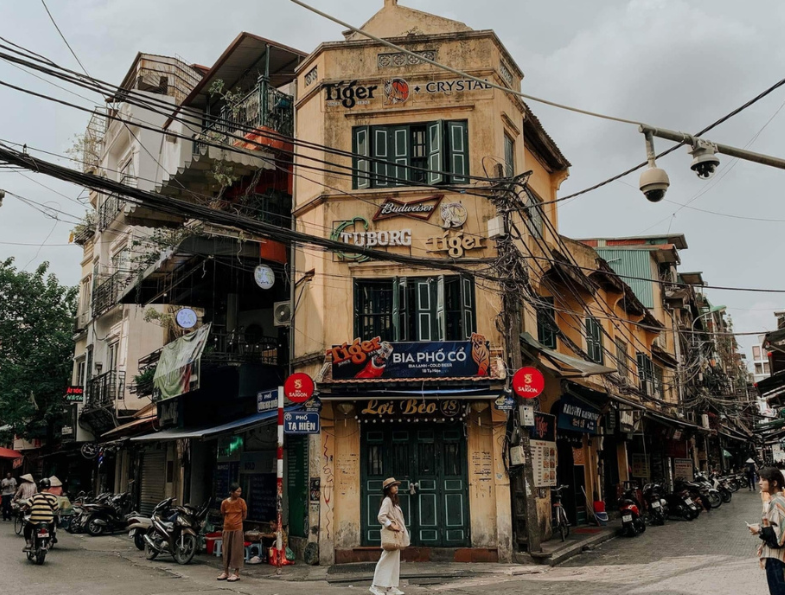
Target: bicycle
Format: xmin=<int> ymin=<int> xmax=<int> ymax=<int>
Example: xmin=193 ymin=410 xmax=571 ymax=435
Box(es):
xmin=551 ymin=484 xmax=571 ymax=542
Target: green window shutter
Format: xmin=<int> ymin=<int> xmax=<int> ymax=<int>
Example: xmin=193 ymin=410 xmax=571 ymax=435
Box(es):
xmin=353 ymin=281 xmax=362 ymax=338
xmin=392 ymin=277 xmax=408 ymax=341
xmin=353 ymin=126 xmax=371 ymax=189
xmin=373 ymin=126 xmax=390 ymax=187
xmin=586 ymin=317 xmax=603 ymax=364
xmin=392 ymin=126 xmax=410 ymax=186
xmin=427 ymin=121 xmax=444 ymax=185
xmin=460 ymin=276 xmax=475 ymax=339
xmin=537 ymin=297 xmax=557 ymax=349
xmin=504 ymin=134 xmax=514 ymax=177
xmin=436 ymin=275 xmax=446 ymax=341
xmin=636 ymin=352 xmax=646 ymax=386
xmin=447 ymin=121 xmax=469 ymax=183
xmin=415 ymin=278 xmax=434 ymax=341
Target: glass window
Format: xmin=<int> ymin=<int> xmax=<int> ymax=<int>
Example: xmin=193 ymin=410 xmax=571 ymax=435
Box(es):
xmin=537 ymin=297 xmax=557 ymax=349
xmin=504 ymin=134 xmax=515 ymax=177
xmin=755 ymin=363 xmax=763 ymax=374
xmin=615 ymin=339 xmax=628 ymax=377
xmin=753 ymin=346 xmax=762 ymax=359
xmin=524 ymin=188 xmax=544 ymax=239
xmin=764 ymin=363 xmax=771 ymax=375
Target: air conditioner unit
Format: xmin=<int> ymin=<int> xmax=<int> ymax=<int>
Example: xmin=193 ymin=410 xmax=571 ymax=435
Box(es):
xmin=273 ymin=301 xmax=292 ymax=327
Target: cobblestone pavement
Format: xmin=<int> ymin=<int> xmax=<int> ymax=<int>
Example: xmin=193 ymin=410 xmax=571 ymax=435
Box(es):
xmin=0 ymin=489 xmax=768 ymax=595
xmin=420 ymin=489 xmax=768 ymax=595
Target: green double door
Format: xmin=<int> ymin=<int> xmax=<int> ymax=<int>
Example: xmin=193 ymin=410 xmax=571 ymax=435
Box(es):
xmin=361 ymin=425 xmax=470 ymax=547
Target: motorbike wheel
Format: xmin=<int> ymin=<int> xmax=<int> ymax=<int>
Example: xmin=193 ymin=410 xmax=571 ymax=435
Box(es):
xmin=721 ymin=490 xmax=732 ymax=504
xmin=134 ymin=532 xmax=146 ymax=551
xmin=174 ymin=534 xmax=198 ymax=565
xmin=144 ymin=542 xmax=159 ymax=561
xmin=707 ymin=492 xmax=722 ymax=509
xmin=35 ymin=550 xmax=46 ymax=565
xmin=637 ymin=518 xmax=646 ymax=534
xmin=682 ymin=508 xmax=694 ymax=522
xmin=13 ymin=516 xmax=24 ymax=536
xmin=87 ymin=519 xmax=104 ymax=537
xmin=624 ymin=523 xmax=638 ymax=537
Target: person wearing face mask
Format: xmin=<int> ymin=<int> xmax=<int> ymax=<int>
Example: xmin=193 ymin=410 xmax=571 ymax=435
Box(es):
xmin=749 ymin=467 xmax=785 ymax=594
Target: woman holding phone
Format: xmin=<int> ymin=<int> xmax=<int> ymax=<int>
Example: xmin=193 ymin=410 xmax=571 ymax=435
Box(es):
xmin=749 ymin=467 xmax=785 ymax=594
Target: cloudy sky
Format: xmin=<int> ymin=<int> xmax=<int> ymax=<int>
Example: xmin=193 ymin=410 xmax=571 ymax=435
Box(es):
xmin=0 ymin=0 xmax=783 ymax=362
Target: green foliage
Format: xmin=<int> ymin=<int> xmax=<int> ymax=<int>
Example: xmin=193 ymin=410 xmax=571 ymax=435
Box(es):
xmin=0 ymin=259 xmax=77 ymax=439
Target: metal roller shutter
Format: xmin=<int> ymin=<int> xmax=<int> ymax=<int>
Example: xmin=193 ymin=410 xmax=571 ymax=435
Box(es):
xmin=139 ymin=449 xmax=166 ymax=515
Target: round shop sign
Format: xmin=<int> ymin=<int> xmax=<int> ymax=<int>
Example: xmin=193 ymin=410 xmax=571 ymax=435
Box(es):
xmin=512 ymin=367 xmax=545 ymax=399
xmin=175 ymin=308 xmax=198 ymax=329
xmin=254 ymin=264 xmax=275 ymax=290
xmin=284 ymin=373 xmax=315 ymax=404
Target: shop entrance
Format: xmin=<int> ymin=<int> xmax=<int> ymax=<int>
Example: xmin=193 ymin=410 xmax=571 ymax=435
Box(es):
xmin=361 ymin=425 xmax=470 ymax=547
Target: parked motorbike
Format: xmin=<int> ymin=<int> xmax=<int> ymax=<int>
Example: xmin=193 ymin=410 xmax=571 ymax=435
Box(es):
xmin=708 ymin=472 xmax=733 ymax=503
xmin=693 ymin=473 xmax=724 ymax=508
xmin=618 ymin=485 xmax=646 ymax=537
xmin=641 ymin=482 xmax=667 ymax=525
xmin=79 ymin=492 xmax=134 ymax=536
xmin=665 ymin=486 xmax=701 ymax=521
xmin=675 ymin=479 xmax=713 ymax=512
xmin=126 ymin=511 xmax=154 ymax=551
xmin=24 ymin=520 xmax=53 ymax=565
xmin=143 ymin=497 xmax=212 ymax=565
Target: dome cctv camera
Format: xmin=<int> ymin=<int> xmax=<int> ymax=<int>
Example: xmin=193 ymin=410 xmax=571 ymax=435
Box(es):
xmin=690 ymin=140 xmax=720 ymax=180
xmin=639 ymin=166 xmax=670 ymax=203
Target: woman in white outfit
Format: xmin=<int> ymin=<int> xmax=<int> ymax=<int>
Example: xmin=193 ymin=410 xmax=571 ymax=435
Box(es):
xmin=370 ymin=478 xmax=409 ymax=595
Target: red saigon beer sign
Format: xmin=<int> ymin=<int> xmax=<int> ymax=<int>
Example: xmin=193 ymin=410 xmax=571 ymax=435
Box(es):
xmin=284 ymin=373 xmax=315 ymax=404
xmin=512 ymin=367 xmax=544 ymax=399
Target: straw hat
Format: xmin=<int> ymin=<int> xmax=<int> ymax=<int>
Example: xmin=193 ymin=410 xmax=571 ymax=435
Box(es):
xmin=49 ymin=476 xmax=62 ymax=487
xmin=382 ymin=478 xmax=401 ymax=490
xmin=20 ymin=474 xmax=34 ymax=483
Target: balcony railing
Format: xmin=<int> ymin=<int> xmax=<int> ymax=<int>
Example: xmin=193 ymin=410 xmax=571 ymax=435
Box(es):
xmin=194 ymin=80 xmax=293 ymax=155
xmin=92 ymin=271 xmax=127 ymax=317
xmin=97 ymin=194 xmax=125 ymax=231
xmin=84 ymin=370 xmax=126 ymax=410
xmin=82 ymin=109 xmax=107 ymax=174
xmin=202 ymin=330 xmax=281 ymax=367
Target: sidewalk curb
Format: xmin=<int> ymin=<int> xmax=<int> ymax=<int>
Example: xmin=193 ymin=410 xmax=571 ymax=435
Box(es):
xmin=529 ymin=530 xmax=617 ymax=567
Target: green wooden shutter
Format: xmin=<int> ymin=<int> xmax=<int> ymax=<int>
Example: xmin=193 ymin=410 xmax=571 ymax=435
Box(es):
xmin=436 ymin=275 xmax=446 ymax=341
xmin=373 ymin=126 xmax=391 ymax=187
xmin=353 ymin=126 xmax=371 ymax=189
xmin=460 ymin=276 xmax=475 ymax=339
xmin=353 ymin=281 xmax=362 ymax=338
xmin=537 ymin=297 xmax=557 ymax=349
xmin=392 ymin=126 xmax=410 ymax=186
xmin=415 ymin=278 xmax=433 ymax=341
xmin=393 ymin=277 xmax=408 ymax=341
xmin=586 ymin=317 xmax=603 ymax=364
xmin=427 ymin=121 xmax=444 ymax=185
xmin=447 ymin=121 xmax=469 ymax=183
xmin=504 ymin=134 xmax=514 ymax=177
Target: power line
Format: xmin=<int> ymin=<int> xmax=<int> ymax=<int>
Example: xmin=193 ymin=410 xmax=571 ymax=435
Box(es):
xmin=39 ymin=0 xmax=89 ymax=75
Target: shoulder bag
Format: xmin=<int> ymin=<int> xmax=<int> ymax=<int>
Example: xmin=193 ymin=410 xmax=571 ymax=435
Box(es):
xmin=380 ymin=527 xmax=407 ymax=551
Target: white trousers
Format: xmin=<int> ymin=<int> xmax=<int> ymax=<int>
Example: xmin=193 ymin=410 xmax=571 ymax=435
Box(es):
xmin=373 ymin=548 xmax=401 ymax=588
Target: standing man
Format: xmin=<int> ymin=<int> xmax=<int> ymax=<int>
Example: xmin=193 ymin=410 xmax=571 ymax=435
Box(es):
xmin=1 ymin=473 xmax=17 ymax=521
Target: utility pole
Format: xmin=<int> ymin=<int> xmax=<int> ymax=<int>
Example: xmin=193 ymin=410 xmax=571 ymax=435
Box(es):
xmin=494 ymin=171 xmax=541 ymax=554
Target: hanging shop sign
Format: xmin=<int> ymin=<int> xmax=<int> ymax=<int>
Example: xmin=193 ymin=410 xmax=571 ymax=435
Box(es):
xmin=512 ymin=368 xmax=545 ymax=399
xmin=530 ymin=413 xmax=557 ymax=488
xmin=284 ymin=373 xmax=315 ymax=404
xmin=674 ymin=457 xmax=694 ymax=481
xmin=12 ymin=457 xmax=23 ymax=469
xmin=175 ymin=308 xmax=198 ymax=329
xmin=425 ymin=231 xmax=486 ymax=259
xmin=253 ymin=265 xmax=275 ymax=290
xmin=257 ymin=389 xmax=277 ymax=413
xmin=493 ymin=394 xmax=515 ymax=411
xmin=374 ymin=195 xmax=443 ymax=221
xmin=328 ymin=334 xmax=494 ymax=380
xmin=324 ymin=80 xmax=379 ymax=108
xmin=358 ymin=399 xmax=467 ymax=423
xmin=557 ymin=394 xmax=600 ymax=434
xmin=284 ymin=411 xmax=321 ymax=435
xmin=157 ymin=399 xmax=179 ymax=429
xmin=64 ymin=386 xmax=84 ymax=403
xmin=619 ymin=409 xmax=636 ymax=433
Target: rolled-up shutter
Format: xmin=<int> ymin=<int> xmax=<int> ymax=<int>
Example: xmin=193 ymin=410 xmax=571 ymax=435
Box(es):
xmin=139 ymin=448 xmax=166 ymax=515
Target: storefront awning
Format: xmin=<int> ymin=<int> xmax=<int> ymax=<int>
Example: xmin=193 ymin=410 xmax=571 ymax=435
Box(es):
xmin=130 ymin=405 xmax=302 ymax=442
xmin=757 ymin=370 xmax=785 ymax=399
xmin=645 ymin=410 xmax=705 ymax=432
xmin=101 ymin=416 xmax=157 ymax=439
xmin=0 ymin=447 xmax=23 ymax=459
xmin=520 ymin=333 xmax=616 ymax=378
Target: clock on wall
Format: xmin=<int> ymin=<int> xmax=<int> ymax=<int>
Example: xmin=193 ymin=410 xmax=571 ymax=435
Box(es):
xmin=254 ymin=264 xmax=275 ymax=290
xmin=175 ymin=308 xmax=198 ymax=329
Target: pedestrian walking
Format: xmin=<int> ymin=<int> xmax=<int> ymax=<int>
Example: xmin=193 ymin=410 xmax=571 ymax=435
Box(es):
xmin=1 ymin=473 xmax=17 ymax=521
xmin=217 ymin=483 xmax=246 ymax=583
xmin=370 ymin=478 xmax=409 ymax=595
xmin=749 ymin=467 xmax=785 ymax=594
xmin=747 ymin=459 xmax=758 ymax=492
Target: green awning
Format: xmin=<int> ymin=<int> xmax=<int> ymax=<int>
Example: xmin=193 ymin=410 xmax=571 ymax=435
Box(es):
xmin=520 ymin=332 xmax=617 ymax=378
xmin=723 ymin=449 xmax=732 ymax=458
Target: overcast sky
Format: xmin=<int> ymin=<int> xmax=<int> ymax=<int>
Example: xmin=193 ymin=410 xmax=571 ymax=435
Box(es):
xmin=1 ymin=0 xmax=783 ymax=363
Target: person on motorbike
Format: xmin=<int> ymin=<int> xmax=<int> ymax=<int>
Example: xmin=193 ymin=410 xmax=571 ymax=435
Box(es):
xmin=23 ymin=478 xmax=58 ymax=552
xmin=13 ymin=474 xmax=37 ymax=503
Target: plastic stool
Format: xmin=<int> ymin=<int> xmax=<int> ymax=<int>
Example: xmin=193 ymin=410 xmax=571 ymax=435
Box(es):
xmin=244 ymin=542 xmax=261 ymax=562
xmin=213 ymin=539 xmax=223 ymax=557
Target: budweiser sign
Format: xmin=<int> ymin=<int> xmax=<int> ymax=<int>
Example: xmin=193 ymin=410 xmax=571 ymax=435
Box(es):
xmin=373 ymin=195 xmax=443 ymax=221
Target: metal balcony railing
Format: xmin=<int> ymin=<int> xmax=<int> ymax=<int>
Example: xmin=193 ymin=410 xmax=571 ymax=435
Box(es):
xmin=202 ymin=330 xmax=280 ymax=367
xmin=194 ymin=80 xmax=293 ymax=155
xmin=83 ymin=109 xmax=107 ymax=174
xmin=91 ymin=271 xmax=126 ymax=317
xmin=84 ymin=370 xmax=126 ymax=410
xmin=97 ymin=194 xmax=125 ymax=231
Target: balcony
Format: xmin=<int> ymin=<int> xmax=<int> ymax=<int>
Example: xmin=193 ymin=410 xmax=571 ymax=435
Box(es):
xmin=72 ymin=212 xmax=96 ymax=246
xmin=98 ymin=194 xmax=125 ymax=231
xmin=82 ymin=109 xmax=107 ymax=174
xmin=92 ymin=271 xmax=129 ymax=317
xmin=84 ymin=370 xmax=126 ymax=410
xmin=194 ymin=81 xmax=293 ymax=155
xmin=203 ymin=330 xmax=281 ymax=367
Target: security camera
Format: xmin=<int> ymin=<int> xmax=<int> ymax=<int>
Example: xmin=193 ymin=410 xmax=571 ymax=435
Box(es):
xmin=690 ymin=140 xmax=720 ymax=179
xmin=639 ymin=166 xmax=670 ymax=202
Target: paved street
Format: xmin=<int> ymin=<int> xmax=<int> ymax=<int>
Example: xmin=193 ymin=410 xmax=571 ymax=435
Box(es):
xmin=0 ymin=489 xmax=768 ymax=595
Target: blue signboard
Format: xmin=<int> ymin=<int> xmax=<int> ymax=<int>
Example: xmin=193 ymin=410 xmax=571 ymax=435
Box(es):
xmin=329 ymin=337 xmax=494 ymax=380
xmin=557 ymin=394 xmax=600 ymax=434
xmin=493 ymin=394 xmax=515 ymax=411
xmin=284 ymin=411 xmax=320 ymax=435
xmin=257 ymin=389 xmax=277 ymax=413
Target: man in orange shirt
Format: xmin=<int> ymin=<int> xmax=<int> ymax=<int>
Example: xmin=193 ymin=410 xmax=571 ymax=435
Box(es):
xmin=218 ymin=483 xmax=247 ymax=582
